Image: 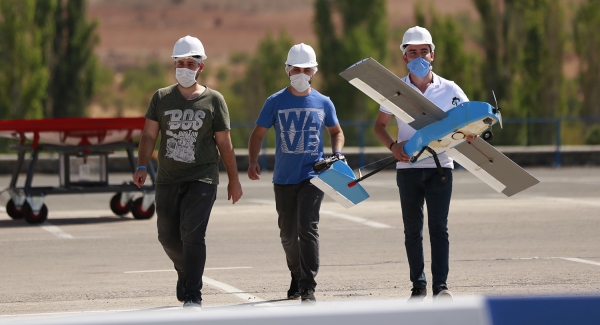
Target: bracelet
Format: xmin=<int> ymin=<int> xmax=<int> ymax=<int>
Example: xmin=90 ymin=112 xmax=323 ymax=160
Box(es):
xmin=389 ymin=141 xmax=396 ymax=150
xmin=334 ymin=151 xmax=343 ymax=156
xmin=137 ymin=166 xmax=147 ymax=170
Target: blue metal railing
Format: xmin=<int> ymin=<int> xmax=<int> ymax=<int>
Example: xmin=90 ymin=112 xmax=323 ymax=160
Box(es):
xmin=233 ymin=116 xmax=600 ymax=170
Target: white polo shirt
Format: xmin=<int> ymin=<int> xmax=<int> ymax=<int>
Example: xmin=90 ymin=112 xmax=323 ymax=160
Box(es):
xmin=380 ymin=72 xmax=469 ymax=169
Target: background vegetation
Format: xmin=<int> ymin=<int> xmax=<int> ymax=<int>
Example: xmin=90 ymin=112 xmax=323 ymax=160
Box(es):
xmin=1 ymin=0 xmax=599 ymax=151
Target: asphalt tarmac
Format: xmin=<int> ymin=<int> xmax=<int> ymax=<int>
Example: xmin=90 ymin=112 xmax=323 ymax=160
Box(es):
xmin=1 ymin=166 xmax=599 ymax=316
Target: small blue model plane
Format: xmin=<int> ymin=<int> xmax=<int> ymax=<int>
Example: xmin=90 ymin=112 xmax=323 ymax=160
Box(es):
xmin=311 ymin=57 xmax=540 ymax=208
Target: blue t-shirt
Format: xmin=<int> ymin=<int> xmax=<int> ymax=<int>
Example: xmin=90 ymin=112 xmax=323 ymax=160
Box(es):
xmin=256 ymin=87 xmax=339 ymax=184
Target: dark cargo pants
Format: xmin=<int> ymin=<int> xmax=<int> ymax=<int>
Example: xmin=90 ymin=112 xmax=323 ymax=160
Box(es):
xmin=274 ymin=178 xmax=324 ymax=291
xmin=155 ymin=181 xmax=217 ymax=298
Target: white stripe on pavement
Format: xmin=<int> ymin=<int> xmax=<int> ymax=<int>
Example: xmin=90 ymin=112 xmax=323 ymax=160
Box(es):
xmin=202 ymin=275 xmax=271 ymax=305
xmin=529 ymin=196 xmax=600 ymax=207
xmin=246 ymin=199 xmax=393 ymax=229
xmin=559 ymin=257 xmax=600 ymax=267
xmin=39 ymin=221 xmax=74 ymax=239
xmin=319 ymin=210 xmax=393 ymax=229
xmin=124 ymin=267 xmax=252 ymax=274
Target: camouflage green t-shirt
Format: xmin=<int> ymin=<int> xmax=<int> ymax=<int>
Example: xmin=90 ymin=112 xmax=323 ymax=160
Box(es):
xmin=145 ymin=84 xmax=230 ymax=184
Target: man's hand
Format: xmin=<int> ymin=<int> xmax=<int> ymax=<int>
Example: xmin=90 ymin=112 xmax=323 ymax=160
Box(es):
xmin=132 ymin=168 xmax=147 ymax=188
xmin=228 ymin=180 xmax=243 ymax=204
xmin=247 ymin=162 xmax=261 ymax=180
xmin=391 ymin=140 xmax=410 ymax=163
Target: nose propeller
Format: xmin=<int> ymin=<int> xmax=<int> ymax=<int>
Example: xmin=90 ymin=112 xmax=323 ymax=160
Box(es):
xmin=492 ymin=90 xmax=503 ymax=129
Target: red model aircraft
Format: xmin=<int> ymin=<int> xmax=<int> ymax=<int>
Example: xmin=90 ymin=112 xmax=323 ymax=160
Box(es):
xmin=0 ymin=117 xmax=156 ymax=224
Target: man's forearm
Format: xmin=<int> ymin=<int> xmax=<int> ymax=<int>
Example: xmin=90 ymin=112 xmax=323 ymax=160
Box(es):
xmin=137 ymin=135 xmax=157 ymax=167
xmin=331 ymin=132 xmax=345 ymax=153
xmin=219 ymin=146 xmax=240 ymax=181
xmin=248 ymin=133 xmax=263 ymax=164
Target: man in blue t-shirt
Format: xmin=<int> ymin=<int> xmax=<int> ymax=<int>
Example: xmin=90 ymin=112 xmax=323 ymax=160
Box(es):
xmin=247 ymin=43 xmax=344 ymax=305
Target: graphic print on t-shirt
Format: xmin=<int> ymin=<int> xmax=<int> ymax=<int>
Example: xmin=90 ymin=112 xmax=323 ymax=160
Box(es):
xmin=163 ymin=109 xmax=206 ymax=163
xmin=278 ymin=108 xmax=323 ymax=154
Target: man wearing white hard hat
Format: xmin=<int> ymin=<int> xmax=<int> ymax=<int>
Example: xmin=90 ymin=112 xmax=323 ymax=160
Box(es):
xmin=133 ymin=35 xmax=243 ymax=309
xmin=247 ymin=43 xmax=344 ymax=304
xmin=374 ymin=26 xmax=469 ymax=302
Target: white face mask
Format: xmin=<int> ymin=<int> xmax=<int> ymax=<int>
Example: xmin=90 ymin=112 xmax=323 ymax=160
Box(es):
xmin=175 ymin=67 xmax=198 ymax=88
xmin=290 ymin=73 xmax=311 ymax=93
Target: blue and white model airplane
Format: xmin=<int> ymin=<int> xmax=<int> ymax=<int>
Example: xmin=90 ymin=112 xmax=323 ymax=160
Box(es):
xmin=311 ymin=57 xmax=539 ymax=208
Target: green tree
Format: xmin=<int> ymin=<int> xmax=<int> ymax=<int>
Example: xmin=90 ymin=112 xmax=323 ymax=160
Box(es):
xmin=241 ymin=31 xmax=294 ymax=122
xmin=46 ymin=0 xmax=100 ymax=118
xmin=0 ymin=0 xmax=49 ymax=120
xmin=574 ymin=0 xmax=600 ymax=118
xmin=474 ymin=0 xmax=565 ymax=145
xmin=314 ymin=0 xmax=389 ymax=121
xmin=414 ymin=3 xmax=484 ymax=101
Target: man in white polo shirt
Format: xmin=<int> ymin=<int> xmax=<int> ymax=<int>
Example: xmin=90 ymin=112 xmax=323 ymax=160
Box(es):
xmin=374 ymin=26 xmax=469 ymax=302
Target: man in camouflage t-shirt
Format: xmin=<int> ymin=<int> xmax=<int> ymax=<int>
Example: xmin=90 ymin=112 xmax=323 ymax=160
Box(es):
xmin=133 ymin=36 xmax=242 ymax=309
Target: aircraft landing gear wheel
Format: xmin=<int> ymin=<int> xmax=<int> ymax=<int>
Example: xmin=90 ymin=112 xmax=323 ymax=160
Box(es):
xmin=6 ymin=199 xmax=24 ymax=219
xmin=482 ymin=130 xmax=493 ymax=142
xmin=131 ymin=197 xmax=155 ymax=220
xmin=110 ymin=193 xmax=132 ymax=216
xmin=22 ymin=202 xmax=48 ymax=224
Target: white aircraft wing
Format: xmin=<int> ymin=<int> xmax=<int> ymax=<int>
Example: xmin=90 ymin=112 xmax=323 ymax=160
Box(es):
xmin=339 ymin=57 xmax=448 ymax=130
xmin=446 ymin=137 xmax=540 ymax=197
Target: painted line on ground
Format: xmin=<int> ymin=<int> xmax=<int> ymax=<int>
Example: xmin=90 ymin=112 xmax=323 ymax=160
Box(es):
xmin=202 ymin=275 xmax=271 ymax=305
xmin=528 ymin=196 xmax=600 ymax=207
xmin=246 ymin=199 xmax=393 ymax=229
xmin=462 ymin=256 xmax=600 ymax=267
xmin=559 ymin=257 xmax=600 ymax=267
xmin=0 ymin=236 xmax=110 ymax=242
xmin=39 ymin=221 xmax=74 ymax=239
xmin=0 ymin=206 xmax=6 ymax=212
xmin=124 ymin=267 xmax=252 ymax=274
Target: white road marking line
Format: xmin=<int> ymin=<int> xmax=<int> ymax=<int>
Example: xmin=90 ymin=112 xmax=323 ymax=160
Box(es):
xmin=246 ymin=199 xmax=393 ymax=229
xmin=202 ymin=275 xmax=271 ymax=305
xmin=559 ymin=257 xmax=600 ymax=267
xmin=39 ymin=221 xmax=74 ymax=239
xmin=0 ymin=236 xmax=110 ymax=242
xmin=124 ymin=267 xmax=252 ymax=274
xmin=319 ymin=210 xmax=393 ymax=229
xmin=529 ymin=196 xmax=600 ymax=207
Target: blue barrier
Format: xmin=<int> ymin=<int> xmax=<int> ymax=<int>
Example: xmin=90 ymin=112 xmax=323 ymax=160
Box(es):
xmin=233 ymin=116 xmax=600 ymax=170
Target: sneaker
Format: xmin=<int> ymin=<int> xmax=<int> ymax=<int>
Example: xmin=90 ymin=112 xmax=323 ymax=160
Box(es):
xmin=433 ymin=286 xmax=453 ymax=301
xmin=408 ymin=287 xmax=427 ymax=302
xmin=183 ymin=294 xmax=202 ymax=309
xmin=176 ymin=279 xmax=185 ymax=302
xmin=287 ymin=276 xmax=300 ymax=299
xmin=300 ymin=288 xmax=316 ymax=305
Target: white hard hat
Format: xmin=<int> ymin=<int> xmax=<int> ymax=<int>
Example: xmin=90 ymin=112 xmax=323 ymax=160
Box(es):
xmin=172 ymin=35 xmax=207 ymax=60
xmin=401 ymin=26 xmax=435 ymax=54
xmin=285 ymin=43 xmax=318 ymax=68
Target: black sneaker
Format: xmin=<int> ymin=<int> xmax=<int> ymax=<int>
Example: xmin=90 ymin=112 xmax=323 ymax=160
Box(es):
xmin=287 ymin=275 xmax=300 ymax=299
xmin=408 ymin=287 xmax=427 ymax=302
xmin=433 ymin=286 xmax=453 ymax=301
xmin=177 ymin=279 xmax=185 ymax=302
xmin=183 ymin=294 xmax=202 ymax=309
xmin=300 ymin=288 xmax=316 ymax=305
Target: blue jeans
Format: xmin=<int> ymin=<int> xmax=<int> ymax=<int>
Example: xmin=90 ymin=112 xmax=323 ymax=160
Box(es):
xmin=396 ymin=168 xmax=452 ymax=289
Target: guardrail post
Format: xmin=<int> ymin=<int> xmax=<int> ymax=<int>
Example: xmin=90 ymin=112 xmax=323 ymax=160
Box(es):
xmin=553 ymin=118 xmax=562 ymax=168
xmin=358 ymin=122 xmax=366 ymax=168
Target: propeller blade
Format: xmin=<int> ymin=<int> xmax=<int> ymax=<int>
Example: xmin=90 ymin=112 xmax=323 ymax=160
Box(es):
xmin=498 ymin=111 xmax=503 ymax=129
xmin=492 ymin=90 xmax=498 ymax=111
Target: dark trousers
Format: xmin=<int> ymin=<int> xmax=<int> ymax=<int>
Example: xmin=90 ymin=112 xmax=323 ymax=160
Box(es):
xmin=155 ymin=181 xmax=217 ymax=298
xmin=274 ymin=179 xmax=324 ymax=291
xmin=396 ymin=168 xmax=453 ymax=289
